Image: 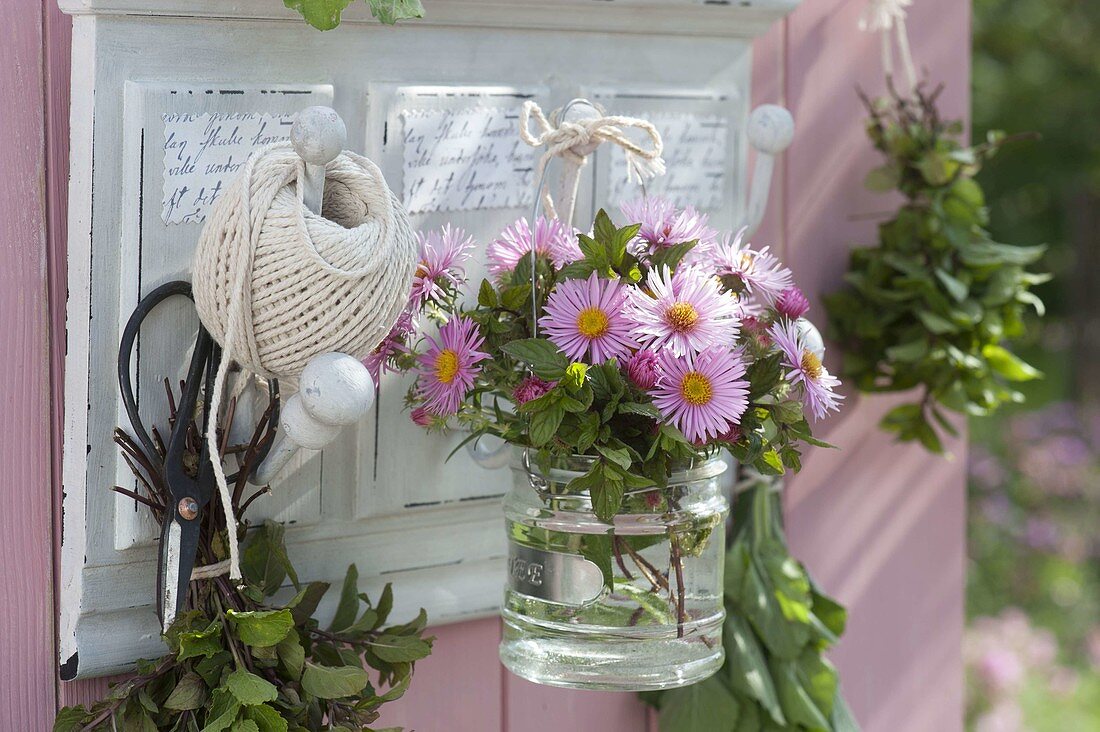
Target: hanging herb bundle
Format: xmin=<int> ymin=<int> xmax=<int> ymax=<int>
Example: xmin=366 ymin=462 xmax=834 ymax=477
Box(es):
xmin=641 ymin=475 xmax=859 ymax=732
xmin=55 ymin=381 xmax=432 ymax=731
xmin=824 ymin=84 xmax=1047 ymax=453
xmin=283 ymin=0 xmax=424 ymax=30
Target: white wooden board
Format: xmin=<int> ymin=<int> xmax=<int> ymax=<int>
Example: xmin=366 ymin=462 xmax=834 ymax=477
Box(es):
xmin=58 ymin=0 xmax=795 ymax=678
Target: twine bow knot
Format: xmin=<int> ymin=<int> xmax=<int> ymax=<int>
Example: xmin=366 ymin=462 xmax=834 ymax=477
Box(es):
xmin=519 ymin=100 xmax=666 ymax=219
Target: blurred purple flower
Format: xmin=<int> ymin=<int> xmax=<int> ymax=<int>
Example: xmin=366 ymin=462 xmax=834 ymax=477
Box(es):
xmin=1022 ymin=517 xmax=1061 ymax=551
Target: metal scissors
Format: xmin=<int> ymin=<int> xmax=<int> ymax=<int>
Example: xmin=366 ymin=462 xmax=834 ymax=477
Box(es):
xmin=118 ymin=280 xmax=219 ymax=632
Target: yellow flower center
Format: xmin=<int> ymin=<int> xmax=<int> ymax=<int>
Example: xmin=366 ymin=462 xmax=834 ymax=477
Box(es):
xmin=576 ymin=306 xmax=611 ymax=339
xmin=434 ymin=349 xmax=460 ymax=384
xmin=801 ymin=349 xmax=823 ymax=381
xmin=680 ymin=371 xmax=713 ymax=407
xmin=415 ymin=262 xmax=429 ymax=278
xmin=665 ymin=302 xmax=699 ymax=332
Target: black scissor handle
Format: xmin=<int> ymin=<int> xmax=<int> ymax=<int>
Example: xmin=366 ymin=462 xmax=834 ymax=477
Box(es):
xmin=118 ymin=280 xmax=196 ymax=465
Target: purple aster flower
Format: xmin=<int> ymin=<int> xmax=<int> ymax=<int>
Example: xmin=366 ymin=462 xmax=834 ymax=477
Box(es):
xmin=713 ymin=229 xmax=793 ymax=305
xmin=538 ymin=271 xmax=639 ymax=364
xmin=775 ymin=286 xmax=811 ymax=319
xmin=409 ymin=225 xmax=476 ymax=308
xmin=620 ymin=196 xmax=718 ymax=259
xmin=627 ymin=265 xmax=740 ymax=357
xmin=513 ymin=376 xmax=554 ymax=406
xmin=770 ymin=319 xmax=843 ymax=420
xmin=626 ymin=350 xmax=660 ymax=390
xmin=416 ymin=316 xmax=489 ymax=416
xmin=364 ymin=308 xmax=415 ymax=381
xmin=650 ymin=347 xmax=750 ymax=444
xmin=486 ymin=216 xmax=582 ymax=280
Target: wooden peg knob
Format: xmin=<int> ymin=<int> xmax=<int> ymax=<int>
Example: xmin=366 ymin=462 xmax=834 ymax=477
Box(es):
xmin=291 ymin=106 xmax=347 ymax=166
xmin=747 ymin=104 xmax=795 ymax=155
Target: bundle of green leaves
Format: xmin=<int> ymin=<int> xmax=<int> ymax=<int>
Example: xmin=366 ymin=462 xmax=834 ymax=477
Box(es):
xmin=825 ymin=85 xmax=1048 ymax=453
xmin=283 ymin=0 xmax=424 ymax=30
xmin=379 ymin=206 xmax=842 ymax=526
xmin=55 ymin=524 xmax=433 ymax=732
xmin=56 ymin=378 xmax=431 ymax=731
xmin=642 ymin=478 xmax=859 ymax=732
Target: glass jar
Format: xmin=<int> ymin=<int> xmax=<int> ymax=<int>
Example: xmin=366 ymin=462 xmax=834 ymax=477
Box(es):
xmin=499 ymin=450 xmax=729 ymax=691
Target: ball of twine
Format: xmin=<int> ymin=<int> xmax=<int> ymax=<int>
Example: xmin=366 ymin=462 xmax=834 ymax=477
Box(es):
xmin=192 ymin=141 xmax=416 ymax=579
xmin=194 ymin=142 xmax=417 ymax=382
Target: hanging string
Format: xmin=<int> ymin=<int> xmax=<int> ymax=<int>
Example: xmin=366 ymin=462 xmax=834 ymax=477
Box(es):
xmin=859 ymin=0 xmax=918 ymax=94
xmin=519 ymin=100 xmax=666 ymax=221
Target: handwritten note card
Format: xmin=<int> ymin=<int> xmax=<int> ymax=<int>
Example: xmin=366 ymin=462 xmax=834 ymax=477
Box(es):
xmin=401 ymin=107 xmax=535 ymax=214
xmin=608 ymin=113 xmax=728 ymax=210
xmin=161 ymin=111 xmax=293 ymax=225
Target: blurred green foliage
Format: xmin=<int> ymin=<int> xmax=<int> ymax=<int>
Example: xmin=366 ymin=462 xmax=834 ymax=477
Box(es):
xmin=967 ymin=2 xmax=1100 ymax=728
xmin=973 ymin=0 xmax=1100 ymax=318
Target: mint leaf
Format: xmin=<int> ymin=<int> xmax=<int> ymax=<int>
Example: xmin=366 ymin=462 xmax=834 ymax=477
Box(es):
xmin=283 ymin=0 xmax=353 ymax=31
xmin=367 ymin=0 xmax=425 ymax=24
xmin=226 ymin=669 xmax=278 ymax=706
xmin=227 ymin=609 xmax=294 ymax=648
xmin=301 ymin=662 xmax=370 ymax=699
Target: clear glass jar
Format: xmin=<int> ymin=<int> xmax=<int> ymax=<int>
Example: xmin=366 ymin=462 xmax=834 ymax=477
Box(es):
xmin=499 ymin=450 xmax=729 ymax=691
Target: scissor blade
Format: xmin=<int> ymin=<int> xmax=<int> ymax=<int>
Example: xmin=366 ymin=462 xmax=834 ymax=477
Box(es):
xmin=158 ymin=519 xmax=184 ymax=633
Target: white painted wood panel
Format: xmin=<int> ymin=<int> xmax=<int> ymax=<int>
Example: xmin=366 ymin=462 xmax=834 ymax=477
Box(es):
xmin=58 ymin=0 xmax=796 ymax=678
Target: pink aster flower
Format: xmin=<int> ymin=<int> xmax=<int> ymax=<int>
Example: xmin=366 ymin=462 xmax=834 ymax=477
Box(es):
xmin=775 ymin=287 xmax=810 ymax=319
xmin=770 ymin=319 xmax=843 ymax=421
xmin=651 ymin=347 xmax=750 ymax=444
xmin=514 ymin=376 xmax=554 ymax=405
xmin=620 ymin=197 xmax=717 ymax=257
xmin=409 ymin=225 xmax=476 ymax=308
xmin=364 ymin=308 xmax=415 ymax=381
xmin=627 ymin=266 xmax=740 ymax=357
xmin=713 ymin=229 xmax=793 ymax=305
xmin=626 ymin=350 xmax=660 ymax=390
xmin=538 ymin=271 xmax=639 ymax=364
xmin=486 ymin=217 xmax=582 ymax=280
xmin=416 ymin=316 xmax=489 ymax=416
xmin=410 ymin=406 xmax=433 ymax=427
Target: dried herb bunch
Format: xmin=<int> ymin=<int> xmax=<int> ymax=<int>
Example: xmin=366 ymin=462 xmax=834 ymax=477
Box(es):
xmin=55 ymin=380 xmax=433 ymax=731
xmin=825 ymin=84 xmax=1047 ymax=453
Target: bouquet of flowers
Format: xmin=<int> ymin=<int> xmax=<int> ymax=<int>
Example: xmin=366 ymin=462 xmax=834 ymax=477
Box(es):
xmin=372 ymin=196 xmax=842 ymax=520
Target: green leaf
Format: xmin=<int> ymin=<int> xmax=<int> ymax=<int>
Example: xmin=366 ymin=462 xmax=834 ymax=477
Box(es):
xmin=276 ymin=630 xmax=305 ymax=681
xmin=477 ymin=278 xmax=498 ymax=308
xmin=52 ymin=707 xmax=88 ymax=732
xmin=178 ymin=620 xmax=223 ymax=662
xmin=227 ymin=609 xmax=294 ymax=648
xmin=591 ymin=474 xmax=625 ymax=523
xmin=241 ymin=521 xmax=289 ymax=596
xmin=884 ymin=338 xmax=928 ymax=363
xmin=863 ymin=164 xmax=899 ymax=192
xmin=934 ymin=268 xmax=969 ymax=302
xmin=724 ymin=614 xmax=785 ymax=725
xmin=285 ymin=582 xmax=329 ymax=626
xmin=301 ymin=662 xmax=370 ymax=700
xmin=500 ymin=338 xmax=569 ymax=379
xmin=226 ymin=669 xmax=278 ymax=706
xmin=915 ymin=309 xmax=959 ymax=334
xmin=329 ymin=564 xmax=360 ymax=633
xmin=529 ymin=405 xmax=566 ymax=447
xmin=230 ymin=721 xmax=260 ymax=732
xmin=244 ymin=704 xmax=289 ymax=732
xmin=164 ymin=671 xmax=206 ymax=711
xmin=658 ymin=675 xmax=740 ymax=732
xmin=203 ymin=687 xmax=242 ymax=732
xmin=982 ymin=344 xmax=1042 ymax=381
xmin=369 ymin=634 xmax=433 ymax=663
xmin=284 ymin=0 xmax=353 ymax=31
xmin=367 ymin=0 xmax=425 ymax=24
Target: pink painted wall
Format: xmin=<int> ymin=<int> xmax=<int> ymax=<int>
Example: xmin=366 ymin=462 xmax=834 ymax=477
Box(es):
xmin=0 ymin=0 xmax=969 ymax=728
